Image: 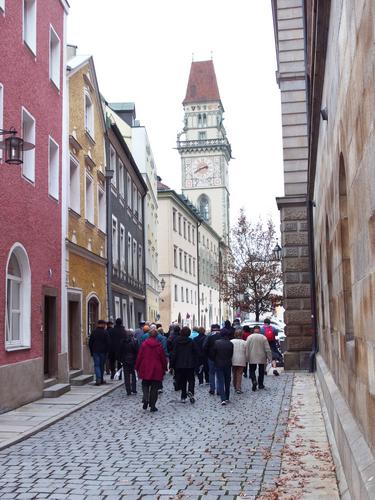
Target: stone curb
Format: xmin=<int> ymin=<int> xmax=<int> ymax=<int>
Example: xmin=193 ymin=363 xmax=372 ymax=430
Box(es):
xmin=0 ymin=382 xmax=122 ymax=452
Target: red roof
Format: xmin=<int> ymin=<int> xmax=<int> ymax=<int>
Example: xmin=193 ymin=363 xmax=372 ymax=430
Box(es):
xmin=157 ymin=180 xmax=171 ymax=191
xmin=183 ymin=60 xmax=221 ymax=105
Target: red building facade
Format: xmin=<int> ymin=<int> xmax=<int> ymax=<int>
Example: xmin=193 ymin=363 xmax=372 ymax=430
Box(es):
xmin=0 ymin=0 xmax=69 ymax=411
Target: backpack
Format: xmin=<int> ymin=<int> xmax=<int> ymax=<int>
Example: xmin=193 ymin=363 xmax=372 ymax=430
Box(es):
xmin=264 ymin=325 xmax=275 ymax=342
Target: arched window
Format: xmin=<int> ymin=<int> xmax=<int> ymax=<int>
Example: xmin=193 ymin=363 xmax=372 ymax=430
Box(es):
xmin=197 ymin=114 xmax=202 ymax=128
xmin=198 ymin=194 xmax=210 ymax=222
xmin=202 ymin=113 xmax=207 ymax=127
xmin=5 ymin=244 xmax=31 ymax=349
xmin=87 ymin=296 xmax=99 ymax=336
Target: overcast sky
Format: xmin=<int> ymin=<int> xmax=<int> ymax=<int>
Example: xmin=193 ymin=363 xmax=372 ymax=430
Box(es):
xmin=67 ymin=0 xmax=284 ymax=229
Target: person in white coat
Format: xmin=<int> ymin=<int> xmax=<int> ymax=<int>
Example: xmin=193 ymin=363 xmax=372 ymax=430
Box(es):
xmin=246 ymin=325 xmax=272 ymax=391
xmin=230 ymin=329 xmax=247 ymax=394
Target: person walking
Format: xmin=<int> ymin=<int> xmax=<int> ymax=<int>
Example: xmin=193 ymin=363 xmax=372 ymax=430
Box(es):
xmin=246 ymin=325 xmax=272 ymax=391
xmin=109 ymin=318 xmax=126 ymax=379
xmin=134 ymin=321 xmax=146 ymax=345
xmin=194 ymin=326 xmax=209 ymax=385
xmin=203 ymin=324 xmax=221 ymax=395
xmin=170 ymin=326 xmax=199 ymax=403
xmin=242 ymin=325 xmax=252 ymax=378
xmin=212 ymin=330 xmax=234 ymax=405
xmin=89 ymin=319 xmax=110 ymax=386
xmin=261 ymin=318 xmax=282 ymax=376
xmin=135 ymin=327 xmax=167 ymax=412
xmin=231 ymin=329 xmax=247 ymax=393
xmin=119 ymin=330 xmax=138 ymax=395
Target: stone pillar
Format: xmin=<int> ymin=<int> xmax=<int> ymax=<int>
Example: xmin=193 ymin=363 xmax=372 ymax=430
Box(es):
xmin=277 ymin=197 xmax=312 ymax=369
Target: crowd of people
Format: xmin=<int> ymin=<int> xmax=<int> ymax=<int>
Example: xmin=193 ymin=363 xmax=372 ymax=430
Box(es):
xmin=88 ymin=318 xmax=283 ymax=412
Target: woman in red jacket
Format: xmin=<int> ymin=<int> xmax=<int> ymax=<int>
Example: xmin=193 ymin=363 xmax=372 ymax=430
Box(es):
xmin=135 ymin=327 xmax=167 ymax=412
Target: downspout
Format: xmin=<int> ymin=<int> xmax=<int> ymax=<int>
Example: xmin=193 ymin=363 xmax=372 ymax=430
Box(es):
xmin=104 ymin=132 xmax=114 ymax=321
xmin=196 ymin=220 xmax=202 ymax=325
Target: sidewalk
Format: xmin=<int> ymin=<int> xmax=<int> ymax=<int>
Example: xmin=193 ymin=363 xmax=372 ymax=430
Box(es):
xmin=0 ymin=379 xmax=122 ymax=452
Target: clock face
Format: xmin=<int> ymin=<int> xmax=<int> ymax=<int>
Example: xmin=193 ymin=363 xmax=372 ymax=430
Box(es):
xmin=192 ymin=157 xmax=214 ymax=179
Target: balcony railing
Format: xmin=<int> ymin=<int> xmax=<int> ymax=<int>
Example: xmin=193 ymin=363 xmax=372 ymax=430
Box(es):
xmin=177 ymin=138 xmax=232 ymax=157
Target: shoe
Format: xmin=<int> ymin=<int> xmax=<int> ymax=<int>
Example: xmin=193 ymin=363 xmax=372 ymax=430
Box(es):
xmin=95 ymin=381 xmax=101 ymax=386
xmin=132 ymin=391 xmax=137 ymax=394
xmin=150 ymin=407 xmax=158 ymax=412
xmin=273 ymin=369 xmax=280 ymax=376
xmin=187 ymin=391 xmax=195 ymax=404
xmin=221 ymin=401 xmax=227 ymax=406
xmin=101 ymin=380 xmax=107 ymax=385
xmin=236 ymin=390 xmax=242 ymax=394
xmin=142 ymin=401 xmax=148 ymax=410
xmin=209 ymin=390 xmax=215 ymax=395
xmin=158 ymin=389 xmax=163 ymax=394
xmin=252 ymin=382 xmax=257 ymax=392
xmin=181 ymin=398 xmax=187 ymax=403
xmin=259 ymin=385 xmax=265 ymax=390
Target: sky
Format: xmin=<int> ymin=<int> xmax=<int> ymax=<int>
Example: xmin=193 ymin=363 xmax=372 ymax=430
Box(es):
xmin=67 ymin=0 xmax=284 ymax=229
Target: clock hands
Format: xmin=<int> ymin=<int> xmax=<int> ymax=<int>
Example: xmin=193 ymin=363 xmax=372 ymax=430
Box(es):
xmin=194 ymin=165 xmax=209 ymax=174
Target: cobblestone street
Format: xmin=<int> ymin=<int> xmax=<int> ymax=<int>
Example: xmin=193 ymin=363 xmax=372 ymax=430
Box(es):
xmin=0 ymin=372 xmax=338 ymax=499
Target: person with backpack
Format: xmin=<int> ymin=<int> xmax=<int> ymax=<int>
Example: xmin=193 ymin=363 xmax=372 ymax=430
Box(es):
xmin=119 ymin=330 xmax=138 ymax=395
xmin=261 ymin=318 xmax=282 ymax=376
xmin=194 ymin=326 xmax=209 ymax=385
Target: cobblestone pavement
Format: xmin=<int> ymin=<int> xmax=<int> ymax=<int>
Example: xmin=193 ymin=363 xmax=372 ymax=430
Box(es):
xmin=0 ymin=372 xmax=296 ymax=499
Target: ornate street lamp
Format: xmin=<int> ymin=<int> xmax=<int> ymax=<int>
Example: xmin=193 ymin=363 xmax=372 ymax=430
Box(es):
xmin=272 ymin=240 xmax=282 ymax=261
xmin=0 ymin=128 xmax=34 ymax=165
xmin=160 ymin=278 xmax=166 ymax=291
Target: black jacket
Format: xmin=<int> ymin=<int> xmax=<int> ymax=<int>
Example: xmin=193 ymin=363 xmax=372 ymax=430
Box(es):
xmin=203 ymin=331 xmax=221 ymax=361
xmin=212 ymin=337 xmax=234 ymax=368
xmin=89 ymin=328 xmax=110 ymax=355
xmin=119 ymin=334 xmax=138 ymax=365
xmin=110 ymin=325 xmax=126 ymax=356
xmin=170 ymin=337 xmax=199 ymax=370
xmin=193 ymin=332 xmax=207 ymax=363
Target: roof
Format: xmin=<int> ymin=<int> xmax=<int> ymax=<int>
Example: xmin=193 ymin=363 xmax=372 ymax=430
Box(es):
xmin=157 ymin=180 xmax=171 ymax=191
xmin=109 ymin=102 xmax=136 ymax=112
xmin=183 ymin=60 xmax=221 ymax=105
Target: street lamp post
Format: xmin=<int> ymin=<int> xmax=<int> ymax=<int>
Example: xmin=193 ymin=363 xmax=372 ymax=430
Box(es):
xmin=272 ymin=240 xmax=282 ymax=261
xmin=0 ymin=128 xmax=35 ymax=165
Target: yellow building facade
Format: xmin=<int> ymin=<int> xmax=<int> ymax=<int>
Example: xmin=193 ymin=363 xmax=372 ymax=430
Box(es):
xmin=66 ymin=53 xmax=107 ymax=374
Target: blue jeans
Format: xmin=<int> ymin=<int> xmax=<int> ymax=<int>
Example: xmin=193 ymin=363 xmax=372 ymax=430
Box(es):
xmin=216 ymin=365 xmax=231 ymax=402
xmin=208 ymin=359 xmax=216 ymax=392
xmin=93 ymin=352 xmax=107 ymax=382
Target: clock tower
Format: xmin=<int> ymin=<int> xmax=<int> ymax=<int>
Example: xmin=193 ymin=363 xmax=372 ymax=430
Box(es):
xmin=177 ymin=60 xmax=231 ymax=245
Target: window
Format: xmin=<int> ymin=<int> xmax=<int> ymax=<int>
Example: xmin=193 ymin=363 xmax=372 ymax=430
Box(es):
xmin=174 ymin=285 xmax=178 ymax=302
xmin=138 ymin=192 xmax=142 ymax=221
xmin=187 ymin=223 xmax=191 ymax=242
xmin=49 ymin=26 xmax=60 ymax=88
xmin=114 ymin=296 xmax=120 ymax=320
xmin=129 ymin=298 xmax=135 ymax=329
xmin=138 ymin=245 xmax=143 ymax=282
xmin=181 ymin=286 xmax=184 ymax=302
xmin=184 ymin=253 xmax=187 ymax=272
xmin=202 ymin=114 xmax=207 ymax=127
xmin=173 ymin=209 xmax=177 ymax=231
xmin=118 ymin=159 xmax=124 ymax=197
xmin=197 ymin=113 xmax=202 ymax=127
xmin=87 ymin=296 xmax=99 ymax=336
xmin=193 ymin=259 xmax=196 ymax=276
xmin=191 ymin=290 xmax=193 ymax=303
xmin=127 ymin=233 xmax=132 ymax=275
xmin=195 ymin=291 xmax=197 ymax=305
xmin=133 ymin=239 xmax=137 ymax=279
xmin=5 ymin=245 xmax=31 ymax=349
xmin=186 ymin=288 xmax=189 ymax=303
xmin=174 ymin=246 xmax=178 ymax=268
xmin=183 ymin=219 xmax=186 ymax=239
xmin=23 ymin=0 xmax=36 ymax=55
xmin=127 ymin=173 xmax=131 ymax=207
xmin=198 ymin=194 xmax=210 ymax=221
xmin=198 ymin=131 xmax=206 ymax=140
xmin=112 ymin=217 xmax=118 ymax=268
xmin=178 ymin=214 xmax=182 ymax=234
xmin=22 ymin=107 xmax=35 ymax=182
xmin=48 ymin=137 xmax=59 ymax=199
xmin=192 ymin=227 xmax=195 ymax=245
xmin=85 ymin=175 xmax=94 ymax=224
xmin=0 ymin=1 xmax=4 ymax=12
xmin=133 ymin=184 xmax=137 ymax=215
xmin=110 ymin=145 xmax=116 ymax=188
xmin=0 ymin=84 xmax=3 ymax=162
xmin=98 ymin=188 xmax=105 ymax=232
xmin=179 ymin=249 xmax=183 ymax=270
xmin=189 ymin=256 xmax=192 ymax=274
xmin=84 ymin=92 xmax=94 ymax=137
xmin=69 ymin=156 xmax=80 ymax=213
xmin=120 ymin=224 xmax=125 ymax=271
xmin=122 ymin=299 xmax=128 ymax=328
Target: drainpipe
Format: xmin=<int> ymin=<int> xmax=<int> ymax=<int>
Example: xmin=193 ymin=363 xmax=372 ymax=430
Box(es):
xmin=105 ymin=134 xmax=114 ymax=321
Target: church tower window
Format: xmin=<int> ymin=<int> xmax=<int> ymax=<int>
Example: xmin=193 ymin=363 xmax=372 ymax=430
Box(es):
xmin=198 ymin=194 xmax=210 ymax=222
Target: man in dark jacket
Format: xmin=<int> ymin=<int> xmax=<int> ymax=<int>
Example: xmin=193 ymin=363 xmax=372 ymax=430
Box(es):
xmin=194 ymin=327 xmax=209 ymax=385
xmin=170 ymin=326 xmax=199 ymax=403
xmin=203 ymin=324 xmax=221 ymax=395
xmin=119 ymin=331 xmax=138 ymax=395
xmin=109 ymin=318 xmax=126 ymax=379
xmin=89 ymin=319 xmax=110 ymax=385
xmin=212 ymin=330 xmax=234 ymax=405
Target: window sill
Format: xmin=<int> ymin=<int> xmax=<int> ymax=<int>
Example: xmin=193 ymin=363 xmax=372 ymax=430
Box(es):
xmin=24 ymin=40 xmax=36 ymax=58
xmin=50 ymin=78 xmax=60 ymax=93
xmin=85 ymin=129 xmax=96 ymax=145
xmin=6 ymin=344 xmax=31 ymax=352
xmin=69 ymin=207 xmax=81 ymax=219
xmin=85 ymin=219 xmax=96 ymax=229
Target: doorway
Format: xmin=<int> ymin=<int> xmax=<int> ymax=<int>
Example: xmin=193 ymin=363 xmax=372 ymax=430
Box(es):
xmin=44 ymin=295 xmax=58 ymax=378
xmin=68 ymin=298 xmax=82 ymax=370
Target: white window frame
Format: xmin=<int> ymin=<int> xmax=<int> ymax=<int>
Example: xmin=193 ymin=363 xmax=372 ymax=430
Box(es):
xmin=49 ymin=25 xmax=60 ymax=89
xmin=122 ymin=299 xmax=128 ymax=328
xmin=85 ymin=174 xmax=94 ymax=224
xmin=112 ymin=216 xmax=118 ymax=268
xmin=127 ymin=173 xmax=132 ymax=207
xmin=133 ymin=239 xmax=137 ymax=279
xmin=48 ymin=136 xmax=59 ymax=200
xmin=174 ymin=246 xmax=178 ymax=268
xmin=5 ymin=243 xmax=31 ymax=350
xmin=21 ymin=107 xmax=36 ymax=182
xmin=181 ymin=286 xmax=184 ymax=302
xmin=138 ymin=192 xmax=142 ymax=221
xmin=0 ymin=1 xmax=5 ymax=13
xmin=129 ymin=297 xmax=135 ymax=329
xmin=127 ymin=232 xmax=132 ymax=275
xmin=118 ymin=158 xmax=124 ymax=198
xmin=132 ymin=183 xmax=137 ymax=215
xmin=84 ymin=91 xmax=94 ymax=138
xmin=114 ymin=296 xmax=120 ymax=320
xmin=23 ymin=0 xmax=36 ymax=55
xmin=69 ymin=155 xmax=80 ymax=214
xmin=174 ymin=285 xmax=178 ymax=302
xmin=138 ymin=244 xmax=143 ymax=282
xmin=120 ymin=224 xmax=125 ymax=271
xmin=97 ymin=187 xmax=105 ymax=232
xmin=0 ymin=83 xmax=3 ymax=162
xmin=186 ymin=288 xmax=189 ymax=303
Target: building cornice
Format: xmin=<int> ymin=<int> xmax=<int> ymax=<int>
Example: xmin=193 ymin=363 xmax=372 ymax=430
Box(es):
xmin=67 ymin=240 xmax=107 ymax=266
xmin=111 ymin=282 xmax=145 ymax=301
